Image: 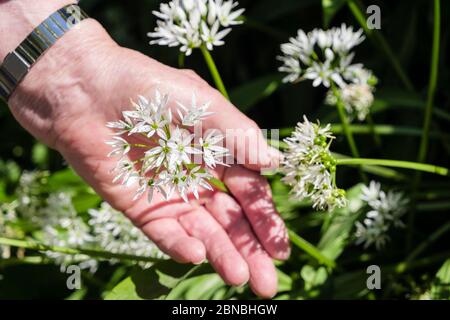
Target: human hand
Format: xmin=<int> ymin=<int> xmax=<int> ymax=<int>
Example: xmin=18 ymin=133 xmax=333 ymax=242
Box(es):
xmin=5 ymin=17 xmax=290 ymax=298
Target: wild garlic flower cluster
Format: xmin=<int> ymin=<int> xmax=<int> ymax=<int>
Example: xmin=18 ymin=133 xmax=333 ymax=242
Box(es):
xmin=0 ymin=171 xmax=164 ymax=272
xmin=148 ymin=0 xmax=245 ymax=55
xmin=106 ymin=91 xmax=228 ymax=203
xmin=281 ymin=116 xmax=347 ymax=212
xmin=278 ymin=24 xmax=377 ymax=121
xmin=355 ymin=181 xmax=409 ymax=250
xmin=325 ymin=67 xmax=377 ymax=121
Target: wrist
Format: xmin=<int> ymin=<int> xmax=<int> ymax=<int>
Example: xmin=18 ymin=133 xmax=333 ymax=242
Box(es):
xmin=7 ymin=15 xmax=120 ymax=148
xmin=0 ymin=0 xmax=77 ymax=61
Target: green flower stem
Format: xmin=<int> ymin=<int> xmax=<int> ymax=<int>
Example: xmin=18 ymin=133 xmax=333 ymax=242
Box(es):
xmin=0 ymin=256 xmax=47 ymax=268
xmin=331 ymin=85 xmax=360 ymax=158
xmin=200 ymin=45 xmax=230 ymax=100
xmin=0 ymin=237 xmax=166 ymax=264
xmin=408 ymin=0 xmax=441 ymax=251
xmin=366 ymin=113 xmax=382 ymax=148
xmin=405 ymin=221 xmax=450 ymax=263
xmin=416 ymin=0 xmax=441 ymax=166
xmin=336 ymin=158 xmax=449 ymax=176
xmin=288 ymin=229 xmax=336 ymax=269
xmin=347 ymin=0 xmax=414 ymax=91
xmin=130 ymin=143 xmax=152 ymax=148
xmin=178 ymin=52 xmax=185 ymax=68
xmin=389 ymin=250 xmax=450 ymax=275
xmin=280 ymin=124 xmax=450 ymax=139
xmin=331 ymin=84 xmax=367 ymax=182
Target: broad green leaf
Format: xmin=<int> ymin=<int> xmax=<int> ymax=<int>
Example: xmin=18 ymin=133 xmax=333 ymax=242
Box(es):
xmin=322 ymin=0 xmax=347 ymax=28
xmin=230 ymin=74 xmax=283 ymax=113
xmin=277 ymin=268 xmax=293 ymax=293
xmin=430 ymin=259 xmax=450 ymax=300
xmin=104 ymin=275 xmax=143 ymax=300
xmin=72 ymin=193 xmax=102 ymax=213
xmin=104 ymin=262 xmax=211 ymax=300
xmin=318 ymin=184 xmax=365 ymax=261
xmin=47 ymin=168 xmax=89 ymax=191
xmin=330 ymin=269 xmax=369 ymax=299
xmin=167 ymin=273 xmax=226 ymax=300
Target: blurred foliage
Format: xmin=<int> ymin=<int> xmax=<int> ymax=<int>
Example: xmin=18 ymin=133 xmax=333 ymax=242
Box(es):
xmin=1 ymin=0 xmax=450 ymax=300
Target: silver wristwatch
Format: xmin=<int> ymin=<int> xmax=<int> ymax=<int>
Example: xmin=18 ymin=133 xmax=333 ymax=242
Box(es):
xmin=0 ymin=4 xmax=88 ymax=102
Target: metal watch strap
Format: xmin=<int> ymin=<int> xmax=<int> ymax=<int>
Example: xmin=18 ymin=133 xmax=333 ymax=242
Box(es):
xmin=0 ymin=4 xmax=88 ymax=102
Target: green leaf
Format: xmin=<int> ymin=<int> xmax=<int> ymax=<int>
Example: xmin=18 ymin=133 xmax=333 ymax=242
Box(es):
xmin=372 ymin=89 xmax=450 ymax=122
xmin=72 ymin=193 xmax=102 ymax=213
xmin=288 ymin=229 xmax=336 ymax=268
xmin=47 ymin=168 xmax=88 ymax=191
xmin=330 ymin=269 xmax=369 ymax=299
xmin=318 ymin=184 xmax=365 ymax=261
xmin=277 ymin=268 xmax=293 ymax=293
xmin=322 ymin=0 xmax=347 ymax=28
xmin=430 ymin=259 xmax=450 ymax=299
xmin=230 ymin=74 xmax=283 ymax=112
xmin=104 ymin=262 xmax=211 ymax=300
xmin=167 ymin=273 xmax=226 ymax=300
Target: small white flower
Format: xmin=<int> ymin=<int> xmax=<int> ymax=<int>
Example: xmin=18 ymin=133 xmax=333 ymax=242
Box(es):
xmin=111 ymin=159 xmax=136 ymax=185
xmin=106 ymin=136 xmax=131 ymax=157
xmin=148 ymin=0 xmax=244 ymax=55
xmin=177 ymin=94 xmax=214 ymax=126
xmin=106 ymin=114 xmax=134 ymax=135
xmin=355 ymin=181 xmax=409 ymax=250
xmin=199 ymin=130 xmax=228 ymax=168
xmin=281 ymin=116 xmax=346 ymax=212
xmin=201 ymin=21 xmax=231 ymax=50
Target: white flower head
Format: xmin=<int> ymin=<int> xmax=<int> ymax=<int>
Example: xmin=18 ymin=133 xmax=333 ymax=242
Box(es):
xmin=278 ymin=24 xmax=369 ymax=89
xmin=325 ymin=80 xmax=375 ymax=121
xmin=148 ymin=0 xmax=245 ymax=55
xmin=106 ymin=91 xmax=229 ymax=203
xmin=355 ymin=181 xmax=409 ymax=250
xmin=281 ymin=116 xmax=347 ymax=212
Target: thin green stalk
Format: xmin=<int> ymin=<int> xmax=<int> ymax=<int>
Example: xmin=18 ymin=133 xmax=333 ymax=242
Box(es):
xmin=389 ymin=251 xmax=450 ymax=274
xmin=0 ymin=237 xmax=165 ymax=264
xmin=288 ymin=229 xmax=336 ymax=269
xmin=416 ymin=0 xmax=441 ymax=165
xmin=0 ymin=256 xmax=47 ymax=268
xmin=347 ymin=0 xmax=414 ymax=91
xmin=405 ymin=221 xmax=450 ymax=263
xmin=366 ymin=114 xmax=382 ymax=148
xmin=336 ymin=158 xmax=448 ymax=176
xmin=332 ymin=85 xmax=361 ymax=158
xmin=417 ymin=201 xmax=450 ymax=211
xmin=178 ymin=52 xmax=185 ymax=68
xmin=331 ymin=84 xmax=367 ymax=182
xmin=408 ymin=0 xmax=441 ymax=251
xmin=199 ymin=45 xmax=230 ymax=100
xmin=281 ymin=125 xmax=449 ymax=139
